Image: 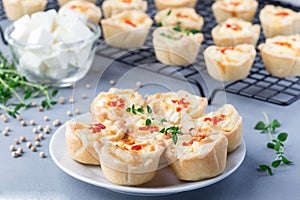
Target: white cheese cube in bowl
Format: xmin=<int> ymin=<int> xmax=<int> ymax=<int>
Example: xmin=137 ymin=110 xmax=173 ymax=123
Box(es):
xmin=19 ymin=52 xmax=43 ymax=75
xmin=27 ymin=28 xmax=54 ymax=46
xmin=4 ymin=11 xmax=101 ymax=87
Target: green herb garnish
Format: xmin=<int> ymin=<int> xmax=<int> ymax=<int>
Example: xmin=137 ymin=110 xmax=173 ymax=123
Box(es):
xmin=167 ymin=9 xmax=172 ymax=16
xmin=160 ymin=126 xmax=183 ymax=145
xmin=255 ymin=112 xmax=293 ymax=176
xmin=157 ymin=22 xmax=162 ymax=27
xmin=0 ymin=52 xmax=57 ymax=117
xmin=147 ymin=105 xmax=152 ymax=114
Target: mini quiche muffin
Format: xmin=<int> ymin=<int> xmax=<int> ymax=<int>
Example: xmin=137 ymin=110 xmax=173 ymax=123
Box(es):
xmin=152 ymin=27 xmax=203 ymax=66
xmin=212 ymin=0 xmax=258 ymax=23
xmin=164 ymin=134 xmax=228 ymax=181
xmin=101 ymin=10 xmax=153 ymax=48
xmin=154 ymin=0 xmax=198 ymax=11
xmin=3 ymin=0 xmax=47 ymax=20
xmin=58 ymin=0 xmax=96 ymax=7
xmin=154 ymin=7 xmax=204 ymax=31
xmin=147 ymin=90 xmax=208 ymax=125
xmin=258 ymin=34 xmax=300 ymax=78
xmin=59 ymin=0 xmax=102 ymax=24
xmin=95 ymin=138 xmax=165 ymax=186
xmin=102 ymin=0 xmax=147 ymax=18
xmin=204 ymin=44 xmax=256 ymax=81
xmin=195 ymin=104 xmax=242 ymax=152
xmin=212 ymin=17 xmax=260 ymax=47
xmin=90 ymin=88 xmax=146 ymax=123
xmin=259 ymin=5 xmax=300 ymax=38
xmin=65 ymin=120 xmax=127 ymax=165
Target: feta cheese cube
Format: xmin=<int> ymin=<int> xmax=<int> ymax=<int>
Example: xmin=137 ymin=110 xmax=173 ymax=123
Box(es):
xmin=13 ymin=15 xmax=31 ymax=30
xmin=19 ymin=52 xmax=42 ymax=75
xmin=43 ymin=51 xmax=68 ymax=70
xmin=27 ymin=28 xmax=54 ymax=46
xmin=69 ymin=20 xmax=93 ymax=41
xmin=11 ymin=25 xmax=29 ymax=42
xmin=31 ymin=11 xmax=55 ymax=32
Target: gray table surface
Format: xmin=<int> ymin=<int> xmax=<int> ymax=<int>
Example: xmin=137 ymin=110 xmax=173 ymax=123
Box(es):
xmin=1 ymin=19 xmax=300 ymax=200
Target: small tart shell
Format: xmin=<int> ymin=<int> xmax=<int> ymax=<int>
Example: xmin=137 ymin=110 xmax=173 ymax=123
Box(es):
xmin=154 ymin=0 xmax=197 ymax=11
xmin=95 ymin=139 xmax=165 ymax=186
xmin=3 ymin=0 xmax=47 ymax=20
xmin=212 ymin=0 xmax=258 ymax=23
xmin=204 ymin=44 xmax=256 ymax=81
xmin=102 ymin=0 xmax=147 ymax=18
xmin=60 ymin=0 xmax=102 ymax=23
xmin=154 ymin=7 xmax=204 ymax=31
xmin=90 ymin=88 xmax=146 ymax=123
xmin=58 ymin=0 xmax=96 ymax=7
xmin=204 ymin=104 xmax=242 ymax=152
xmin=165 ymin=134 xmax=228 ymax=181
xmin=101 ymin=10 xmax=153 ymax=49
xmin=152 ymin=27 xmax=203 ymax=66
xmin=259 ymin=5 xmax=300 ymax=38
xmin=65 ymin=121 xmax=126 ymax=165
xmin=258 ymin=35 xmax=300 ymax=78
xmin=147 ymin=90 xmax=208 ymax=125
xmin=212 ymin=18 xmax=260 ymax=47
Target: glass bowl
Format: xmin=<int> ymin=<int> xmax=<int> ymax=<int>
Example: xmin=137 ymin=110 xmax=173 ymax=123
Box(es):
xmin=4 ymin=21 xmax=101 ymax=87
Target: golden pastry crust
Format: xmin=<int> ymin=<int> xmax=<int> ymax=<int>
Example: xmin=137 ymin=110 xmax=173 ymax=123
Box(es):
xmin=65 ymin=120 xmax=127 ymax=165
xmin=102 ymin=0 xmax=147 ymax=18
xmin=152 ymin=27 xmax=203 ymax=66
xmin=59 ymin=0 xmax=102 ymax=23
xmin=258 ymin=34 xmax=300 ymax=78
xmin=90 ymin=88 xmax=146 ymax=123
xmin=165 ymin=134 xmax=228 ymax=181
xmin=212 ymin=17 xmax=260 ymax=47
xmin=95 ymin=138 xmax=165 ymax=185
xmin=101 ymin=10 xmax=153 ymax=49
xmin=154 ymin=7 xmax=204 ymax=31
xmin=199 ymin=104 xmax=242 ymax=152
xmin=204 ymin=44 xmax=256 ymax=81
xmin=58 ymin=0 xmax=96 ymax=7
xmin=260 ymin=5 xmax=300 ymax=38
xmin=3 ymin=0 xmax=47 ymax=20
xmin=154 ymin=0 xmax=197 ymax=11
xmin=212 ymin=0 xmax=258 ymax=23
xmin=147 ymin=90 xmax=207 ymax=125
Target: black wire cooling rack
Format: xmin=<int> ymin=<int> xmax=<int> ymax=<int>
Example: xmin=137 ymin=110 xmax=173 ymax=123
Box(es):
xmin=1 ymin=0 xmax=300 ymax=106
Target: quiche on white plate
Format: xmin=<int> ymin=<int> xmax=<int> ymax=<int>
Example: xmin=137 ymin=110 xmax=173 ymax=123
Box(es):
xmin=59 ymin=0 xmax=102 ymax=24
xmin=102 ymin=0 xmax=147 ymax=18
xmin=258 ymin=34 xmax=300 ymax=78
xmin=90 ymin=88 xmax=146 ymax=123
xmin=152 ymin=27 xmax=203 ymax=66
xmin=101 ymin=10 xmax=153 ymax=49
xmin=194 ymin=104 xmax=242 ymax=153
xmin=154 ymin=0 xmax=198 ymax=11
xmin=212 ymin=0 xmax=258 ymax=23
xmin=164 ymin=134 xmax=228 ymax=181
xmin=204 ymin=44 xmax=256 ymax=81
xmin=147 ymin=90 xmax=208 ymax=125
xmin=3 ymin=0 xmax=47 ymax=20
xmin=154 ymin=7 xmax=204 ymax=31
xmin=94 ymin=138 xmax=165 ymax=186
xmin=259 ymin=5 xmax=300 ymax=38
xmin=212 ymin=17 xmax=260 ymax=47
xmin=65 ymin=120 xmax=127 ymax=165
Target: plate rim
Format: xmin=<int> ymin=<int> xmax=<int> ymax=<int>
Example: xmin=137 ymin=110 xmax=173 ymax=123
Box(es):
xmin=49 ymin=113 xmax=246 ymax=196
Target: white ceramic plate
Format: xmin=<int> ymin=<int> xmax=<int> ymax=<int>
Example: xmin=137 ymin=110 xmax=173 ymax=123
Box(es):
xmin=49 ymin=113 xmax=246 ymax=196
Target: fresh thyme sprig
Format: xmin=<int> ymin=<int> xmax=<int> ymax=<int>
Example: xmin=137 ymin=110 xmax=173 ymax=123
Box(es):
xmin=0 ymin=52 xmax=58 ymax=117
xmin=126 ymin=104 xmax=153 ymax=126
xmin=160 ymin=126 xmax=183 ymax=145
xmin=254 ymin=112 xmax=293 ymax=175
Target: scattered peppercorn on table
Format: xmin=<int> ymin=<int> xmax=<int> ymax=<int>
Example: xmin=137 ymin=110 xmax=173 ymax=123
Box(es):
xmin=1 ymin=0 xmax=300 ymax=199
